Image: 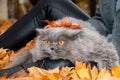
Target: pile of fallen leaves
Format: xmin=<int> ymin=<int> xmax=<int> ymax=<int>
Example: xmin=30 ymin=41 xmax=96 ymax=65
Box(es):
xmin=0 ymin=48 xmax=14 ymax=70
xmin=0 ymin=61 xmax=120 ymax=80
xmin=0 ymin=46 xmax=120 ymax=80
xmin=0 ymin=39 xmax=36 ymax=70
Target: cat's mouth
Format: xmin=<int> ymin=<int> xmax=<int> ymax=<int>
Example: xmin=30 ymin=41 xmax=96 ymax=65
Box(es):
xmin=44 ymin=52 xmax=55 ymax=56
xmin=44 ymin=52 xmax=51 ymax=56
xmin=44 ymin=52 xmax=60 ymax=59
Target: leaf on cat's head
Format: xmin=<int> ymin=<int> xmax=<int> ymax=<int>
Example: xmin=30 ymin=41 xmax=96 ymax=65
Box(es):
xmin=43 ymin=18 xmax=82 ymax=29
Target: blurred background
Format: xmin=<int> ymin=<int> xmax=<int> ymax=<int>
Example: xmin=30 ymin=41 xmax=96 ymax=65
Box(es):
xmin=0 ymin=0 xmax=99 ymax=20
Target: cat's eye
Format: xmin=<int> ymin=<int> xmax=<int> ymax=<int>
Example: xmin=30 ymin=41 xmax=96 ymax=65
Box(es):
xmin=45 ymin=40 xmax=51 ymax=45
xmin=58 ymin=40 xmax=64 ymax=45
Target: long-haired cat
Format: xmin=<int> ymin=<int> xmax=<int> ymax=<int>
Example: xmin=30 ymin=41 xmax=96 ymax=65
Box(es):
xmin=6 ymin=17 xmax=119 ymax=69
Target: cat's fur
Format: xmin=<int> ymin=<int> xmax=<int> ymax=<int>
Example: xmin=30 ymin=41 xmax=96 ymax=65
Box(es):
xmin=6 ymin=17 xmax=119 ymax=69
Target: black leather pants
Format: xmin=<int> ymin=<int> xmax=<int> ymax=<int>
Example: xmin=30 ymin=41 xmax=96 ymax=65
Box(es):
xmin=0 ymin=0 xmax=89 ymax=50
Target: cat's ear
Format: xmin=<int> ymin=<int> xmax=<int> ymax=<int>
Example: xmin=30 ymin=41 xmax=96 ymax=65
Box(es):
xmin=36 ymin=28 xmax=45 ymax=36
xmin=65 ymin=29 xmax=83 ymax=40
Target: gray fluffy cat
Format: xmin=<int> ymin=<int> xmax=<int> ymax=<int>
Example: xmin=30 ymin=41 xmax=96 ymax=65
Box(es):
xmin=6 ymin=17 xmax=119 ymax=69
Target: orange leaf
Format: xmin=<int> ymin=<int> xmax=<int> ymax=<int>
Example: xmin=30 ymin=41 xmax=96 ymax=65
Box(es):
xmin=25 ymin=38 xmax=36 ymax=50
xmin=43 ymin=18 xmax=82 ymax=29
xmin=0 ymin=73 xmax=7 ymax=80
xmin=60 ymin=67 xmax=72 ymax=77
xmin=75 ymin=61 xmax=86 ymax=70
xmin=111 ymin=66 xmax=120 ymax=77
xmin=69 ymin=70 xmax=81 ymax=80
xmin=43 ymin=20 xmax=60 ymax=28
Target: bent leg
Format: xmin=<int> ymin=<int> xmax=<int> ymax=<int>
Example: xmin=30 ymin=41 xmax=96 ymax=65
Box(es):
xmin=45 ymin=0 xmax=90 ymax=20
xmin=0 ymin=0 xmax=90 ymax=50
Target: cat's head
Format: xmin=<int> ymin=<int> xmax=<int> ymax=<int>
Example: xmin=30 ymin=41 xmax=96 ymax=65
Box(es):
xmin=35 ymin=28 xmax=83 ymax=60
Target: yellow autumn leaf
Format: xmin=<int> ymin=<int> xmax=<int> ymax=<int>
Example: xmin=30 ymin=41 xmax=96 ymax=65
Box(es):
xmin=49 ymin=77 xmax=56 ymax=80
xmin=75 ymin=61 xmax=86 ymax=70
xmin=77 ymin=66 xmax=91 ymax=79
xmin=91 ymin=66 xmax=98 ymax=80
xmin=97 ymin=68 xmax=110 ymax=80
xmin=111 ymin=66 xmax=120 ymax=77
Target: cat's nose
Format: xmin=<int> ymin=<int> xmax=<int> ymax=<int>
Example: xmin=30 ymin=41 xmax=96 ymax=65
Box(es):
xmin=51 ymin=47 xmax=54 ymax=50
